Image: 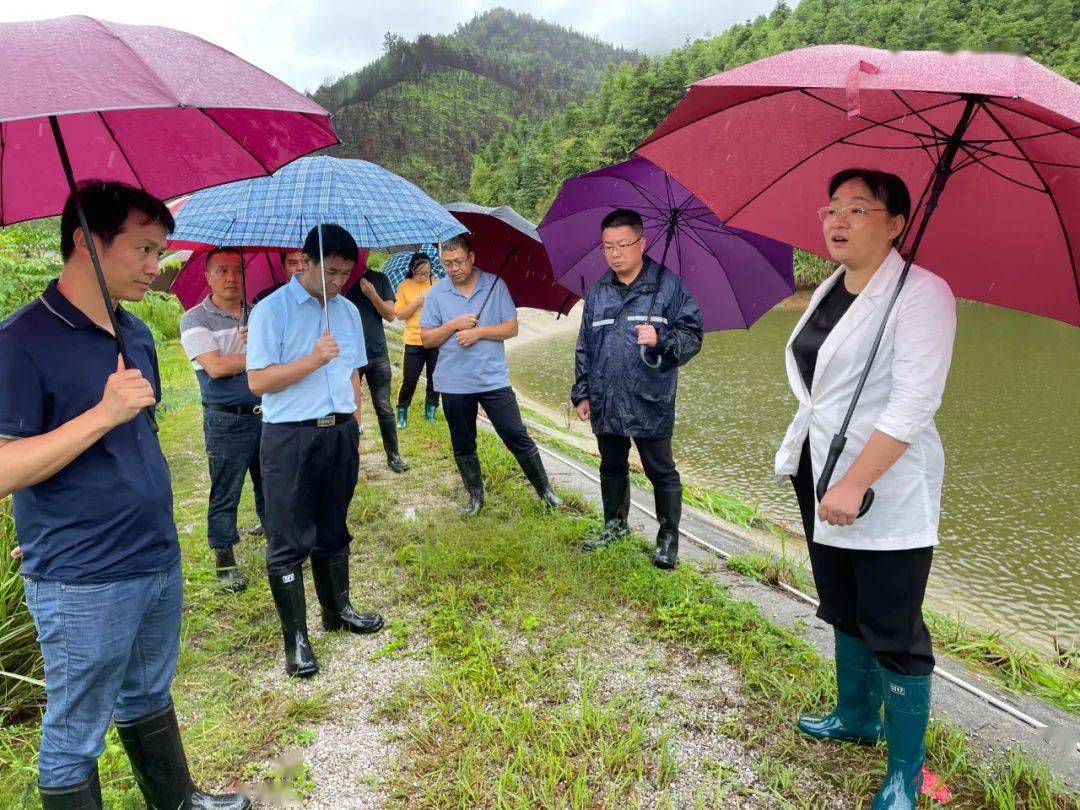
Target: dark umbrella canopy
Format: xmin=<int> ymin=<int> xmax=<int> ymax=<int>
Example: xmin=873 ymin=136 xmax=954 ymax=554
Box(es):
xmin=538 ymin=157 xmax=794 ymax=332
xmin=443 ymin=202 xmax=578 ymax=315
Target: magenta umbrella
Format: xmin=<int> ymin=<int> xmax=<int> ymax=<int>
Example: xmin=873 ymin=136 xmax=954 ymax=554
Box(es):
xmin=638 ymin=45 xmax=1079 ymax=512
xmin=0 ymin=15 xmax=338 ymax=375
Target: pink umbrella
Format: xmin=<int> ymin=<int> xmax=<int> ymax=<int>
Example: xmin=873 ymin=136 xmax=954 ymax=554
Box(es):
xmin=0 ymin=15 xmax=339 ymax=381
xmin=170 ymin=247 xmax=368 ymax=311
xmin=638 ymin=45 xmax=1079 ymax=512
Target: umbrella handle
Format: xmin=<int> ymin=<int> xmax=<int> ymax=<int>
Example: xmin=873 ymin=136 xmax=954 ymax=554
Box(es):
xmin=815 ymin=433 xmax=874 ymax=518
xmin=639 ymin=343 xmax=663 ymax=369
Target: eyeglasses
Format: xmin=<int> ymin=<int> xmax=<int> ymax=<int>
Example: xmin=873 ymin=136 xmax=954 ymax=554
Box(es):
xmin=600 ymin=237 xmax=643 ymax=254
xmin=818 ymin=206 xmax=889 ymax=222
xmin=443 ymin=258 xmax=471 ymax=269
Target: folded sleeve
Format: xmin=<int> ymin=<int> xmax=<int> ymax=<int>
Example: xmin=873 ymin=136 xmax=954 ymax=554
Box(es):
xmin=179 ymin=308 xmax=219 ymax=361
xmin=873 ymin=274 xmax=957 ymax=444
xmin=419 ymin=291 xmax=442 ymax=329
xmin=494 ymin=279 xmax=517 ymax=322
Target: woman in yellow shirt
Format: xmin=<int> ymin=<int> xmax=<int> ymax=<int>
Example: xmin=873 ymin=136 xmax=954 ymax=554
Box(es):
xmin=395 ymin=253 xmax=440 ymax=427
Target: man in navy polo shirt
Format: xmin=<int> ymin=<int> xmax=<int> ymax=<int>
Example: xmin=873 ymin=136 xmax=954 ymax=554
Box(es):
xmin=247 ymin=224 xmax=385 ymax=680
xmin=180 ymin=247 xmax=267 ymax=592
xmin=420 ymin=234 xmax=562 ymax=516
xmin=0 ymin=182 xmax=248 ymax=809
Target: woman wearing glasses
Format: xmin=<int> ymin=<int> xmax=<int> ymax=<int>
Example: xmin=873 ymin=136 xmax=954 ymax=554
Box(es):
xmin=395 ymin=253 xmax=440 ymax=426
xmin=775 ymin=169 xmax=956 ymax=809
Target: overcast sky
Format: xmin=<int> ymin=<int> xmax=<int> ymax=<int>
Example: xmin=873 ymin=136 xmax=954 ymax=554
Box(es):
xmin=2 ymin=1 xmax=779 ymax=92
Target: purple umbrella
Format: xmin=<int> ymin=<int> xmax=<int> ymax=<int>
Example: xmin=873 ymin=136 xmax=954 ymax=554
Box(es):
xmin=538 ymin=156 xmax=794 ymax=333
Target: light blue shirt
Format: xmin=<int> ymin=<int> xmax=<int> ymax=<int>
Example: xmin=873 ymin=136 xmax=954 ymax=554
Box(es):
xmin=247 ymin=275 xmax=366 ymax=423
xmin=420 ymin=270 xmax=517 ymax=394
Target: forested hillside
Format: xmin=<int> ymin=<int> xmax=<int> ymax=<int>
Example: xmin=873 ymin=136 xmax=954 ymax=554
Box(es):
xmin=311 ymin=8 xmax=639 ymax=201
xmin=469 ymin=0 xmax=1080 ymax=224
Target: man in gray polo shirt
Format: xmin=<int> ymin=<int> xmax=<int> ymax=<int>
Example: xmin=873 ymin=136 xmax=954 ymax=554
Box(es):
xmin=180 ymin=247 xmax=266 ymax=592
xmin=420 ymin=234 xmax=561 ymax=515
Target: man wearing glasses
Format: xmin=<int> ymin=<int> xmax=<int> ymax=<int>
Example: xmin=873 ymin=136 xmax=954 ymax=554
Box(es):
xmin=420 ymin=234 xmax=562 ymax=515
xmin=572 ymin=208 xmax=703 ymax=569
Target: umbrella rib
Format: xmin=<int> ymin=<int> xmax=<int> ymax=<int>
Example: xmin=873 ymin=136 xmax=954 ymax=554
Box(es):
xmin=680 ymin=223 xmax=752 ymax=328
xmin=948 ymin=143 xmax=1047 ymax=192
xmin=725 ymin=94 xmax=958 ymax=222
xmin=981 ymin=101 xmax=1080 ymax=141
xmin=977 ymin=101 xmax=1080 ymax=313
xmin=198 ymin=108 xmax=273 ymax=175
xmin=96 ymin=112 xmax=148 ymax=189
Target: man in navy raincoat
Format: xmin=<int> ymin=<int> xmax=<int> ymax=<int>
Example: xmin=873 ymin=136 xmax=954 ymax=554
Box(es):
xmin=572 ymin=209 xmax=703 ymax=568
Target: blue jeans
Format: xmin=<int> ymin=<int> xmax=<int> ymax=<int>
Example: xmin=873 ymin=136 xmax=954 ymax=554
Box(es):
xmin=23 ymin=561 xmax=183 ymax=787
xmin=204 ymin=409 xmax=266 ymax=550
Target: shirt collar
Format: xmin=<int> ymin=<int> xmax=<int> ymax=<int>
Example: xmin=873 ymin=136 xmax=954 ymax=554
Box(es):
xmin=447 ymin=269 xmax=492 ymax=300
xmin=40 ymin=279 xmax=135 ymax=331
xmin=287 ymin=274 xmax=320 ymax=305
xmin=201 ymin=295 xmax=241 ymax=320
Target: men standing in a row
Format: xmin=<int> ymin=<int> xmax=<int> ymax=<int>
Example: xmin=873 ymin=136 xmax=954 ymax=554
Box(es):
xmin=573 ymin=209 xmax=703 ymax=569
xmin=0 ymin=182 xmax=249 ymax=809
xmin=420 ymin=235 xmax=562 ymax=515
xmin=247 ymin=224 xmax=385 ymax=680
xmin=180 ymin=247 xmax=266 ymax=592
xmin=345 ymin=261 xmax=409 ymax=473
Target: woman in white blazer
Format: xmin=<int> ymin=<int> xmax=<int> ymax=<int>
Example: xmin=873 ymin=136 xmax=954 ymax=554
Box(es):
xmin=776 ymin=168 xmax=956 ymax=810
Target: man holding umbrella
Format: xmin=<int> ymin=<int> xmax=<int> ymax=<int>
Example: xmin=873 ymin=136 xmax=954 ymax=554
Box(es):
xmin=572 ymin=209 xmax=703 ymax=569
xmin=420 ymin=234 xmax=562 ymax=515
xmin=246 ymin=224 xmax=385 ymax=680
xmin=0 ymin=182 xmax=249 ymax=809
xmin=180 ymin=247 xmax=267 ymax=593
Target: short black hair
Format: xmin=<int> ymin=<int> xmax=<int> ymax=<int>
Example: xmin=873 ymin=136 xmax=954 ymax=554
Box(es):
xmin=205 ymin=247 xmax=241 ymax=269
xmin=441 ymin=234 xmax=472 ymax=255
xmin=302 ymin=223 xmax=359 ymax=266
xmin=61 ymin=181 xmax=175 ymax=261
xmin=406 ymin=251 xmax=431 ymax=278
xmin=600 ymin=208 xmax=643 ymax=236
xmin=828 ymin=169 xmax=911 ymax=245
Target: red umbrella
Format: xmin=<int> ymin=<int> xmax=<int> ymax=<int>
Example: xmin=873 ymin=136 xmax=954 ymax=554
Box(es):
xmin=638 ymin=45 xmax=1079 ymax=510
xmin=443 ymin=202 xmax=578 ymax=316
xmin=0 ymin=15 xmax=339 ymax=368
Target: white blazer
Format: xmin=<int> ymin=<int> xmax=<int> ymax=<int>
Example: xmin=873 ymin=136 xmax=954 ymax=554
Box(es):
xmin=775 ymin=249 xmax=957 ymax=550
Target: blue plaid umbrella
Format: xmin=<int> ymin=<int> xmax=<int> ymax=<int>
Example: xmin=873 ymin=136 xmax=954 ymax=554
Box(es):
xmin=170 ymin=155 xmax=466 ymax=248
xmin=381 ymin=244 xmax=444 ymax=291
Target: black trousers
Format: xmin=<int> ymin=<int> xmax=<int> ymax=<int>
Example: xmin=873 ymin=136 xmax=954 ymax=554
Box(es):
xmin=441 ymin=387 xmax=536 ymax=460
xmin=792 ymin=441 xmax=934 ymax=675
xmin=398 ymin=344 xmax=439 ymax=408
xmin=596 ymin=434 xmax=681 ymax=490
xmin=360 ymin=353 xmax=395 ymax=438
xmin=260 ymin=419 xmax=360 ymax=574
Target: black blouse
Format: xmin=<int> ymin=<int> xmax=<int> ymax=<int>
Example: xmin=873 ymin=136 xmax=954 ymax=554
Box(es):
xmin=792 ymin=274 xmax=858 ymax=393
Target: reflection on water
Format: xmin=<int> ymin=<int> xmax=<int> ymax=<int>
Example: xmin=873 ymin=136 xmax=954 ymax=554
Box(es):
xmin=510 ymin=302 xmax=1079 ymax=645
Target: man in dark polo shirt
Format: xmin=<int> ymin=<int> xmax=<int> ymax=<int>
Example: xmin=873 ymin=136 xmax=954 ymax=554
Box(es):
xmin=345 ymin=263 xmax=409 ymax=473
xmin=0 ymin=182 xmax=248 ymax=809
xmin=247 ymin=224 xmax=385 ymax=680
xmin=180 ymin=247 xmax=268 ymax=592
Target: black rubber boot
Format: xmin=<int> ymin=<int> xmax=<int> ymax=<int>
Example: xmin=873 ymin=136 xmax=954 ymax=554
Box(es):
xmin=454 ymin=453 xmax=485 ymax=516
xmin=115 ymin=703 xmax=251 ymax=809
xmin=516 ymin=450 xmax=563 ymax=509
xmin=581 ymin=475 xmax=630 ymax=551
xmin=310 ymin=555 xmax=385 ymax=635
xmin=214 ymin=548 xmax=247 ymax=593
xmin=652 ymin=487 xmax=682 ymax=570
xmin=39 ymin=767 xmax=102 ymax=809
xmin=268 ymin=566 xmax=319 ymax=678
xmin=378 ymin=418 xmax=409 ymax=473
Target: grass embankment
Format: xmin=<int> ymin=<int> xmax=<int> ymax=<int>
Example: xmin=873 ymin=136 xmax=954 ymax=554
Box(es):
xmin=0 ymin=342 xmax=1075 ymax=808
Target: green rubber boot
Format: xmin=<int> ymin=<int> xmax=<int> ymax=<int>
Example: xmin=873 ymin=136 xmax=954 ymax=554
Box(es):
xmin=797 ymin=629 xmax=884 ymax=745
xmin=396 ymin=406 xmax=408 ymax=429
xmin=871 ymin=671 xmax=931 ymax=809
xmin=424 ymin=403 xmax=438 ymax=421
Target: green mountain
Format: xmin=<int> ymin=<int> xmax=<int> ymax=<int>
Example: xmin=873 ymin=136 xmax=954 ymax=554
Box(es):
xmin=469 ymin=0 xmax=1080 ymax=243
xmin=311 ymin=8 xmax=640 ymax=202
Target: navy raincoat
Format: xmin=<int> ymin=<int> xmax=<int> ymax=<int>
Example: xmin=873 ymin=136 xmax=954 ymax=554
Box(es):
xmin=572 ymin=258 xmax=703 ymax=438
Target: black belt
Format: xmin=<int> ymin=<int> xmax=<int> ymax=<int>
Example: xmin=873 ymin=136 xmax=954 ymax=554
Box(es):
xmin=277 ymin=413 xmax=354 ymax=428
xmin=203 ymin=403 xmax=261 ymax=416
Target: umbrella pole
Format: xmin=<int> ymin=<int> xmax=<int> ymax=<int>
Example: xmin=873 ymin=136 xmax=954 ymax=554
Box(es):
xmin=316 ymin=224 xmax=331 ymax=334
xmin=48 ymin=115 xmax=157 ymax=433
xmin=640 ymin=220 xmax=678 ymax=369
xmin=815 ymin=95 xmax=980 ymax=516
xmin=239 ymin=247 xmax=249 ymax=326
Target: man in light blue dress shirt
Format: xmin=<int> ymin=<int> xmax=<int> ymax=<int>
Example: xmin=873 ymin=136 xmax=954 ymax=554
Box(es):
xmin=420 ymin=234 xmax=562 ymax=516
xmin=247 ymin=224 xmax=385 ymax=679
